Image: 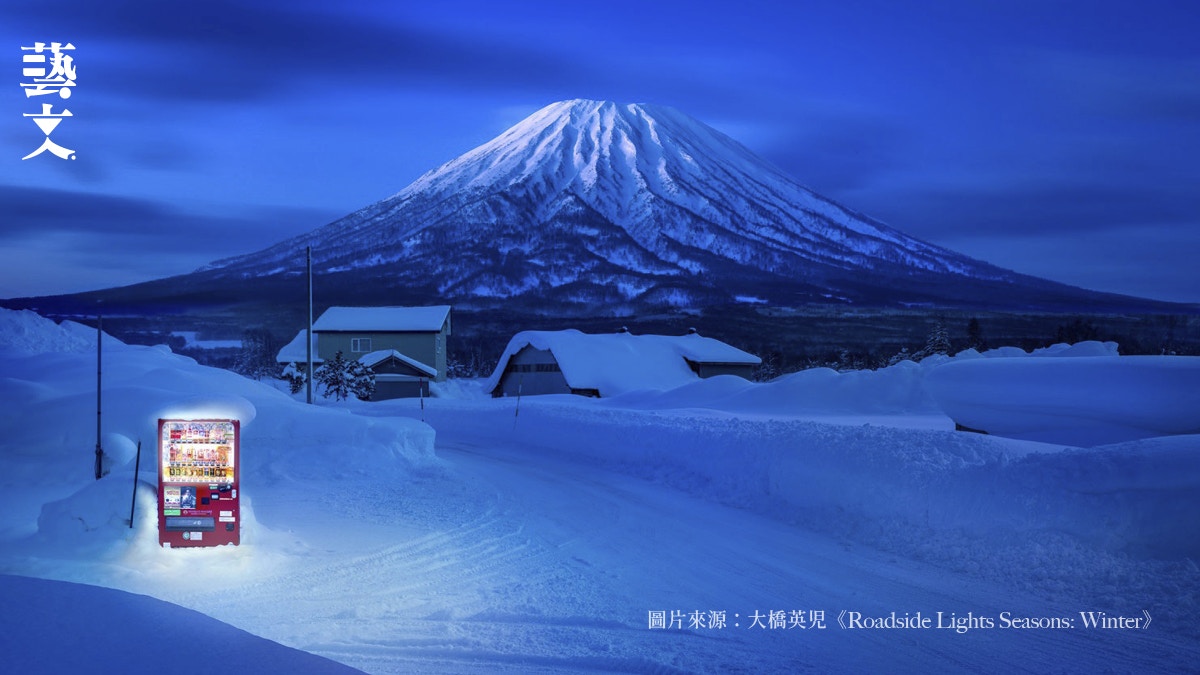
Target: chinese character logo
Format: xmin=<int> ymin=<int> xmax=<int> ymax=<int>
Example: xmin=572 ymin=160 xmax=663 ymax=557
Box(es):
xmin=20 ymin=41 xmax=76 ymax=160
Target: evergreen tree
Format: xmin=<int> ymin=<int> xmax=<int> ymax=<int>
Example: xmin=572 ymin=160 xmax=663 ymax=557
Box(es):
xmin=752 ymin=350 xmax=782 ymax=382
xmin=348 ymin=360 xmax=376 ymax=401
xmin=315 ymin=351 xmax=353 ymax=401
xmin=966 ymin=318 xmax=988 ymax=351
xmin=282 ymin=364 xmax=306 ymax=394
xmin=887 ymin=347 xmax=912 ymax=366
xmin=914 ymin=322 xmax=952 ymax=361
xmin=315 ymin=352 xmax=376 ymax=401
xmin=1055 ymin=318 xmax=1099 ymax=344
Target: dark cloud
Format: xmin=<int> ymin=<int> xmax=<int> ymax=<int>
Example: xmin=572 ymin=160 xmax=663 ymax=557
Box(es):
xmin=851 ymin=180 xmax=1199 ymax=241
xmin=1030 ymin=50 xmax=1200 ymax=123
xmin=5 ymin=0 xmax=600 ymax=104
xmin=0 ymin=184 xmax=339 ymax=254
xmin=4 ymin=0 xmax=774 ymax=120
xmin=756 ymin=112 xmax=914 ymax=194
xmin=0 ymin=183 xmax=343 ymax=296
xmin=0 ymin=185 xmax=165 ymax=237
xmin=928 ymin=225 xmax=1200 ymax=305
xmin=1 ymin=181 xmax=343 ymax=294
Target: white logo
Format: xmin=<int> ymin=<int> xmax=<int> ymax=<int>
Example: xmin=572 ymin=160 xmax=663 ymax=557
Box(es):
xmin=20 ymin=42 xmax=77 ymax=160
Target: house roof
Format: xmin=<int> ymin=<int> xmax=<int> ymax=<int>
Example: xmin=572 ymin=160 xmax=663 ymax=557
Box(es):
xmin=358 ymin=349 xmax=437 ymax=378
xmin=484 ymin=329 xmax=761 ymax=397
xmin=276 ymin=330 xmax=321 ymax=364
xmin=312 ymin=306 xmax=451 ymax=333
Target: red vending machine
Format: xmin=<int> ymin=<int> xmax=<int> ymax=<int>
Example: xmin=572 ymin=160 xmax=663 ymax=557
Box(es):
xmin=158 ymin=418 xmax=241 ymax=548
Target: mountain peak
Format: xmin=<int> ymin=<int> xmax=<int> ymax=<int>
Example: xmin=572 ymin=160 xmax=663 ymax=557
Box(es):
xmin=198 ymin=100 xmax=1111 ymax=313
xmin=395 ymin=99 xmax=957 ymax=269
xmin=400 ymin=98 xmax=680 ymax=199
xmin=397 ymin=99 xmax=830 ymax=237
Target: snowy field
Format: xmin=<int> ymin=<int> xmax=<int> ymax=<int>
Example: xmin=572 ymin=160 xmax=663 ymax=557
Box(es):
xmin=1 ymin=307 xmax=1198 ymax=673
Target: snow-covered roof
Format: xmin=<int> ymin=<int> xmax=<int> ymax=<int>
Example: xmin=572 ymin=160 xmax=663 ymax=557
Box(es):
xmin=276 ymin=330 xmax=321 ymax=364
xmin=484 ymin=329 xmax=761 ymax=397
xmin=312 ymin=306 xmax=451 ymax=333
xmin=358 ymin=349 xmax=437 ymax=378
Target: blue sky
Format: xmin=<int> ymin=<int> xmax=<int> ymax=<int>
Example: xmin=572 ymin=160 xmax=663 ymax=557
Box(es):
xmin=2 ymin=0 xmax=1197 ymax=303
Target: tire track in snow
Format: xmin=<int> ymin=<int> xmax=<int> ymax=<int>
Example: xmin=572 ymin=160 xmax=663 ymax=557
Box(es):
xmin=166 ymin=480 xmax=581 ymax=669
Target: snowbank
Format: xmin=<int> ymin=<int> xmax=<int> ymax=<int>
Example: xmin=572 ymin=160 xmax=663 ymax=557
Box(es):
xmin=0 ymin=574 xmax=363 ymax=674
xmin=609 ymin=358 xmax=938 ymax=416
xmin=0 ymin=308 xmax=120 ymax=354
xmin=429 ymin=377 xmax=489 ymax=399
xmin=605 ymin=340 xmax=1198 ymax=446
xmin=927 ymin=355 xmax=1200 ymax=445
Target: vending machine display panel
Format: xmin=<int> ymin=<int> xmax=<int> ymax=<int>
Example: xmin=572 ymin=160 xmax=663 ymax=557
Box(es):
xmin=157 ymin=418 xmax=240 ymax=547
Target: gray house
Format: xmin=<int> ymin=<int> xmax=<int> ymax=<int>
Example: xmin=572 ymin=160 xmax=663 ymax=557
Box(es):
xmin=486 ymin=329 xmax=760 ymax=398
xmin=277 ymin=305 xmax=451 ymax=400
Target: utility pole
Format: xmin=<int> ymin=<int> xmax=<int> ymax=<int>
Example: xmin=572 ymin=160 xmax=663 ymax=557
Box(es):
xmin=95 ymin=313 xmax=103 ymax=480
xmin=128 ymin=439 xmax=141 ymax=527
xmin=306 ymin=245 xmax=314 ymax=404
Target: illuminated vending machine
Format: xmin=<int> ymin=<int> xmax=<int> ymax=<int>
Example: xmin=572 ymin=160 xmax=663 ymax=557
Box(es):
xmin=158 ymin=419 xmax=240 ymax=548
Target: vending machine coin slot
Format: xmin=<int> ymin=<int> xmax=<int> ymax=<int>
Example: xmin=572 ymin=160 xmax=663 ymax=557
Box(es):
xmin=165 ymin=516 xmax=215 ymax=531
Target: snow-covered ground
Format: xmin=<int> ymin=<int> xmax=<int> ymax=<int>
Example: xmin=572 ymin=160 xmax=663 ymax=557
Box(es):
xmin=0 ymin=574 xmax=362 ymax=673
xmin=2 ymin=308 xmax=1198 ymax=673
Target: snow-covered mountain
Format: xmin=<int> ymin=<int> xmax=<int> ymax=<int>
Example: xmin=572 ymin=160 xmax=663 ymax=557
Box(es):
xmin=201 ymin=99 xmax=1118 ymax=312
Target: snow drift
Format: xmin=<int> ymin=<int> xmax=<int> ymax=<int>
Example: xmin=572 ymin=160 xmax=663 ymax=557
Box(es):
xmin=605 ymin=340 xmax=1200 ymax=447
xmin=926 ymin=355 xmax=1200 ymax=445
xmin=0 ymin=574 xmax=364 ymax=675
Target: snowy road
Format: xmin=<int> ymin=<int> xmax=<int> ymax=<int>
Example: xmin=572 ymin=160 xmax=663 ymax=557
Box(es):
xmin=132 ymin=405 xmax=1198 ymax=674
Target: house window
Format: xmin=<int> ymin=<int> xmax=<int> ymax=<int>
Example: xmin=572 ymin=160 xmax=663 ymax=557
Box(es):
xmin=351 ymin=338 xmax=372 ymax=353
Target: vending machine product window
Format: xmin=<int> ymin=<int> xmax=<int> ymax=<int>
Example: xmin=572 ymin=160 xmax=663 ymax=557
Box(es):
xmin=157 ymin=418 xmax=240 ymax=548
